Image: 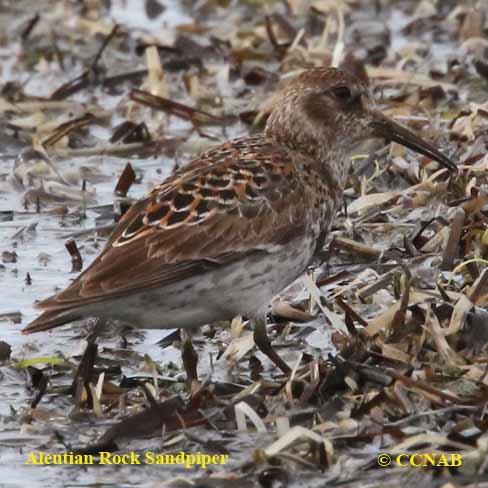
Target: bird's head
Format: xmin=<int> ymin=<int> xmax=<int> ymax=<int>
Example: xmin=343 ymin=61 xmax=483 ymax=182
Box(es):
xmin=264 ymin=67 xmax=456 ymax=184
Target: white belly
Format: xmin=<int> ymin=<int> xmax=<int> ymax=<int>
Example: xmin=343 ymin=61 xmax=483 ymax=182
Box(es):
xmin=88 ymin=235 xmax=317 ymax=329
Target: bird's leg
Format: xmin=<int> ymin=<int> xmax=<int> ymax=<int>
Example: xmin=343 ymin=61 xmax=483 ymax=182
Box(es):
xmin=86 ymin=317 xmax=108 ymax=344
xmin=180 ymin=328 xmax=199 ymax=384
xmin=253 ymin=316 xmax=291 ymax=374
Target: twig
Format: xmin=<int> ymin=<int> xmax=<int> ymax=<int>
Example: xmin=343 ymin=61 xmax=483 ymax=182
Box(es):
xmin=65 ymin=238 xmax=83 ymax=272
xmin=385 ymin=406 xmax=481 ymax=427
xmin=42 ymin=113 xmax=97 ymax=147
xmin=130 ymin=89 xmax=221 ymax=125
xmin=441 ymin=208 xmax=465 ymax=271
xmin=114 ymin=163 xmax=136 ymax=197
xmin=21 ymin=13 xmax=40 ymax=42
xmin=91 ymin=24 xmax=120 ymax=70
xmin=51 ymin=24 xmax=119 ymax=100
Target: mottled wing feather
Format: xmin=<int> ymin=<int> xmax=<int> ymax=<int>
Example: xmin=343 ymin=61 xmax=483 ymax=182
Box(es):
xmin=37 ymin=136 xmax=306 ymax=310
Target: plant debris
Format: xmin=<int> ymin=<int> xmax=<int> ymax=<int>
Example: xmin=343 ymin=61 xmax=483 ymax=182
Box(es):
xmin=1 ymin=1 xmax=488 ymax=487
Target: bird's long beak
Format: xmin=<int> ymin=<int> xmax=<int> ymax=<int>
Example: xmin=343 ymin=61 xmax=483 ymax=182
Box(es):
xmin=369 ymin=111 xmax=457 ymax=173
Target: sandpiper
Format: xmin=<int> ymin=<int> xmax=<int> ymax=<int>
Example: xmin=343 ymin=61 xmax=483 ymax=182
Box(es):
xmin=23 ymin=68 xmax=456 ymax=375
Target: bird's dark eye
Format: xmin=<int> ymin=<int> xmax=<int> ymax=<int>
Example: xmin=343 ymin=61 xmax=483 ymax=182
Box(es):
xmin=330 ymin=85 xmax=354 ymax=103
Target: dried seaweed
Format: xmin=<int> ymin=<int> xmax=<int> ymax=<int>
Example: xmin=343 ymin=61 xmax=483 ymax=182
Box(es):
xmin=2 ymin=1 xmax=488 ymax=487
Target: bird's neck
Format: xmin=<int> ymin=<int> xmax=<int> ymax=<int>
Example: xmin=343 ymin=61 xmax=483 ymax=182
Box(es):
xmin=264 ymin=120 xmax=351 ymax=193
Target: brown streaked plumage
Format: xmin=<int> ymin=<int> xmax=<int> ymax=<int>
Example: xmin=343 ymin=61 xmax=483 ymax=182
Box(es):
xmin=23 ymin=67 xmax=456 ymax=374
